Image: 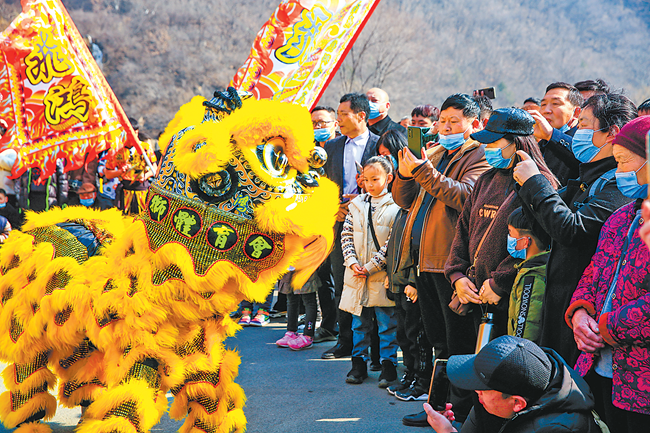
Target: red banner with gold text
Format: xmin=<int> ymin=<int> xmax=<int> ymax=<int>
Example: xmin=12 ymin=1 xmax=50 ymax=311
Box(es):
xmin=0 ymin=0 xmax=139 ymax=183
xmin=230 ymin=0 xmax=381 ymax=109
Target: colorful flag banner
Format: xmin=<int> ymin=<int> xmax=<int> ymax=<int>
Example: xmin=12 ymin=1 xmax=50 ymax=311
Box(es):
xmin=230 ymin=0 xmax=381 ymax=109
xmin=0 ymin=0 xmax=139 ymax=183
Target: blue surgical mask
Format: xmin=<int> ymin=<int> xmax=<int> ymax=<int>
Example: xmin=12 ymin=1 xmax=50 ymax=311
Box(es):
xmin=314 ymin=128 xmax=332 ymax=142
xmin=80 ymin=198 xmax=95 ymax=207
xmin=572 ymin=128 xmax=606 ymax=163
xmin=559 ymin=122 xmax=571 ymax=133
xmin=368 ymin=101 xmax=381 ymax=120
xmin=389 ymin=154 xmax=398 ymax=170
xmin=484 ymin=142 xmax=514 ymax=169
xmin=439 ymin=127 xmax=469 ymax=151
xmin=615 ymin=162 xmax=648 ymax=199
xmin=0 ymin=203 xmax=6 ymax=209
xmin=507 ymin=235 xmax=527 ymax=260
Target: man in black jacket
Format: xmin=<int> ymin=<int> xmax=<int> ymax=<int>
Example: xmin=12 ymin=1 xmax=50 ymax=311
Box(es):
xmin=424 ymin=335 xmax=600 ymax=433
xmin=366 ymin=87 xmax=405 ymax=137
xmin=321 ymin=93 xmax=379 ymax=360
xmin=526 ymin=82 xmax=583 ymax=186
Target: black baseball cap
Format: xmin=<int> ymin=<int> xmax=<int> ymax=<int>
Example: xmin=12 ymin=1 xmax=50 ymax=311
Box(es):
xmin=470 ymin=108 xmax=535 ymax=144
xmin=447 ymin=335 xmax=552 ymax=401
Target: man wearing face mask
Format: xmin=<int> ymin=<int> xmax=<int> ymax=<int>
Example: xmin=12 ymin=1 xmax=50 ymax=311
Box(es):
xmin=392 ymin=94 xmax=490 ymax=425
xmin=311 ymin=106 xmax=339 ymax=146
xmin=76 ymin=182 xmax=100 ymax=209
xmin=513 ymin=93 xmax=637 ymax=366
xmin=366 ymin=88 xmax=406 ymax=137
xmin=526 ymin=82 xmax=583 ymax=186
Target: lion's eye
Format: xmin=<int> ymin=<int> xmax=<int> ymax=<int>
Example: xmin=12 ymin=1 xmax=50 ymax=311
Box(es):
xmin=257 ymin=138 xmax=290 ymax=177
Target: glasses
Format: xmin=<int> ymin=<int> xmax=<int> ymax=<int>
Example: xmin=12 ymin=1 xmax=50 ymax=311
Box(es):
xmin=312 ymin=120 xmax=334 ymax=129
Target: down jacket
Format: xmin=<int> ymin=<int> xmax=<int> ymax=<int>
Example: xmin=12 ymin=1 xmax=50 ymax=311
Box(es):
xmin=565 ymin=200 xmax=650 ymax=415
xmin=461 ymin=349 xmax=599 ymax=433
xmin=339 ymin=192 xmax=400 ymax=316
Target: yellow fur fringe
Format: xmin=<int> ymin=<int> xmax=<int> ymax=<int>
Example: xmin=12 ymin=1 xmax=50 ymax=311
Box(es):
xmin=0 ymin=391 xmax=56 ymax=428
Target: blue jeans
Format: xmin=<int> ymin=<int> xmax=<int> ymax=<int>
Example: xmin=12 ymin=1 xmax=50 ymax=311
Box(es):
xmin=240 ymin=291 xmax=274 ymax=313
xmin=352 ymin=306 xmax=398 ymax=365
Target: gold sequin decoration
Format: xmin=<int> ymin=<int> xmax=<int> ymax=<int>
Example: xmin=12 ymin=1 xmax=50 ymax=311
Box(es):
xmin=175 ymin=328 xmax=206 ymax=358
xmin=2 ymin=255 xmax=20 ymax=274
xmin=54 ymin=306 xmax=73 ymax=326
xmin=151 ymin=265 xmax=184 ymax=286
xmin=193 ymin=395 xmax=219 ymax=414
xmin=29 ymin=226 xmax=89 ymax=264
xmin=10 ymin=315 xmax=23 ymax=343
xmin=193 ymin=418 xmax=217 ymax=433
xmin=103 ymin=400 xmax=142 ymax=433
xmin=11 ymin=384 xmax=47 ymax=411
xmin=103 ymin=279 xmax=115 ymax=293
xmin=170 ymin=370 xmax=220 ymax=396
xmin=95 ymin=309 xmax=119 ymax=328
xmin=27 ymin=270 xmax=37 ymax=282
xmin=59 ymin=339 xmax=94 ymax=369
xmin=126 ymin=245 xmax=135 ymax=257
xmin=137 ymin=184 xmax=285 ymax=282
xmin=15 ymin=352 xmax=49 ymax=383
xmin=122 ymin=362 xmax=161 ymax=390
xmin=123 ymin=345 xmax=132 ymax=359
xmin=199 ymin=292 xmax=214 ymax=300
xmin=62 ymin=378 xmax=104 ymax=398
xmin=227 ymin=400 xmax=236 ymax=411
xmin=1 ymin=285 xmax=13 ymax=305
xmin=45 ymin=270 xmax=71 ymax=295
xmin=128 ymin=274 xmax=139 ymax=297
xmin=31 ymin=302 xmax=39 ymax=313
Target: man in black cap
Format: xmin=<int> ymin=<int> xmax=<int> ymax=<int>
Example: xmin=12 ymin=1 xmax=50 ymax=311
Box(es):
xmin=423 ymin=335 xmax=601 ymax=433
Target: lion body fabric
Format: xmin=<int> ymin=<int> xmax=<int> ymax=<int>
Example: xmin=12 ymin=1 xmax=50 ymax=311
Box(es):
xmin=0 ymin=92 xmax=339 ymax=432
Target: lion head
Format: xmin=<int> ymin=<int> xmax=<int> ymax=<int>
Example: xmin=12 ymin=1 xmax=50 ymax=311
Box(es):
xmin=138 ymin=88 xmax=339 ymax=301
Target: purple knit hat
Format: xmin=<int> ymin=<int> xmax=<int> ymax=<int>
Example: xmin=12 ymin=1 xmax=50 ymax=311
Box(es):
xmin=612 ymin=116 xmax=650 ymax=158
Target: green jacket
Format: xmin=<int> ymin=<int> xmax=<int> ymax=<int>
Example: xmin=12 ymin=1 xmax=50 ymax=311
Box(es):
xmin=507 ymin=251 xmax=549 ymax=343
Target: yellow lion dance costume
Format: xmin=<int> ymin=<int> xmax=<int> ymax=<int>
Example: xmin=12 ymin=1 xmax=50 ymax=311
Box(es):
xmin=0 ymin=89 xmax=339 ymax=433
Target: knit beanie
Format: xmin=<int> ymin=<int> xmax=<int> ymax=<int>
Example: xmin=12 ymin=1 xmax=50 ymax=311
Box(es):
xmin=612 ymin=116 xmax=650 ymax=158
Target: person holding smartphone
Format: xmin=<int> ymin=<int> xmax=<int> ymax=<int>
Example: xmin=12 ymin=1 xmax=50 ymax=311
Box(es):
xmin=423 ymin=335 xmax=600 ymax=433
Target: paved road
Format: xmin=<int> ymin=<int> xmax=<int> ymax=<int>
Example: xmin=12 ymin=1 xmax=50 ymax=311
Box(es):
xmin=0 ymin=318 xmax=427 ymax=432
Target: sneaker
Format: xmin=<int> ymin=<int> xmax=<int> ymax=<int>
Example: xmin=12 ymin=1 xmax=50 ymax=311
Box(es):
xmin=395 ymin=384 xmax=429 ymax=401
xmin=313 ymin=327 xmax=337 ymax=343
xmin=387 ymin=371 xmax=414 ymax=396
xmin=269 ymin=309 xmax=287 ymax=318
xmin=238 ymin=309 xmax=252 ymax=326
xmin=288 ymin=335 xmax=313 ymax=350
xmin=369 ymin=361 xmax=382 ymax=372
xmin=276 ymin=331 xmax=298 ymax=348
xmin=250 ymin=311 xmax=270 ymax=327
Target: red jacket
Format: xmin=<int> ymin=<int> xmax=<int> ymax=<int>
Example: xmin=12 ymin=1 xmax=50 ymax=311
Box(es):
xmin=565 ymin=201 xmax=650 ymax=415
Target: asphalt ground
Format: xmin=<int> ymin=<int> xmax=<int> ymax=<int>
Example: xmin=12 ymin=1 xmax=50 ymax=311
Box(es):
xmin=0 ymin=315 xmax=428 ymax=432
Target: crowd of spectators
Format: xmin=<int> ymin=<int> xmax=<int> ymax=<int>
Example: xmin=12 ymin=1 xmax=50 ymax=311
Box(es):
xmin=244 ymin=80 xmax=649 ymax=433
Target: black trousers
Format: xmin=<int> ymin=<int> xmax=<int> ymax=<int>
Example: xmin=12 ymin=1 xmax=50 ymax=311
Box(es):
xmin=316 ymin=257 xmax=337 ymax=334
xmin=287 ymin=292 xmax=318 ymax=337
xmin=394 ymin=286 xmax=433 ymax=378
xmin=415 ymin=271 xmax=476 ymax=422
xmin=586 ymin=371 xmax=650 ymax=433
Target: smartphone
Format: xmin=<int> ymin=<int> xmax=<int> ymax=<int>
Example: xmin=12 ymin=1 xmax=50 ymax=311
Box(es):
xmin=475 ymin=86 xmax=496 ymax=100
xmin=407 ymin=126 xmax=423 ymax=155
xmin=428 ymin=359 xmax=449 ymax=411
xmin=355 ymin=161 xmax=363 ymax=175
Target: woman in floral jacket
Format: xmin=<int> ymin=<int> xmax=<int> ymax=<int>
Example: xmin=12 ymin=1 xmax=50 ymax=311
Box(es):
xmin=565 ymin=116 xmax=650 ymax=433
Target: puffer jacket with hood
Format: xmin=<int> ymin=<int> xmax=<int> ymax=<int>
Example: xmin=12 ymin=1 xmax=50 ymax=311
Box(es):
xmin=461 ymin=349 xmax=601 ymax=433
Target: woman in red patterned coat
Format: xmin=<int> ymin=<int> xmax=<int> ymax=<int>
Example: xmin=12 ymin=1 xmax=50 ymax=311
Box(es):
xmin=565 ymin=116 xmax=650 ymax=433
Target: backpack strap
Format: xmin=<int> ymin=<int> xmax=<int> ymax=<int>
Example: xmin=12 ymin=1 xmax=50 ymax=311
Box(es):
xmin=514 ymin=275 xmax=536 ymax=338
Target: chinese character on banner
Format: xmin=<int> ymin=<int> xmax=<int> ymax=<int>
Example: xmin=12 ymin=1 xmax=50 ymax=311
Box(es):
xmin=230 ymin=0 xmax=381 ymax=109
xmin=0 ymin=0 xmax=139 ymax=183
